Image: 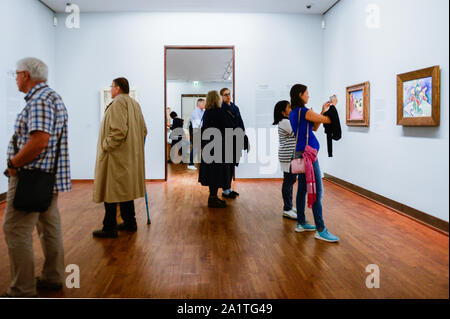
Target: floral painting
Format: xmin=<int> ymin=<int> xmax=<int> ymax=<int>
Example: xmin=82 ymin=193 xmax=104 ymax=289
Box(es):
xmin=402 ymin=77 xmax=432 ymax=117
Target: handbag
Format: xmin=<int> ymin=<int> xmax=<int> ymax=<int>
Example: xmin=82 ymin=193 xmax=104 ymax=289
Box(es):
xmin=12 ymin=130 xmax=62 ymax=213
xmin=290 ymin=109 xmax=309 ymax=174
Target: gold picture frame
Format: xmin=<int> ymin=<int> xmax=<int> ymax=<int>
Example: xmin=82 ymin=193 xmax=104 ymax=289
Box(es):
xmin=346 ymin=81 xmax=370 ymax=127
xmin=396 ymin=66 xmax=440 ymax=126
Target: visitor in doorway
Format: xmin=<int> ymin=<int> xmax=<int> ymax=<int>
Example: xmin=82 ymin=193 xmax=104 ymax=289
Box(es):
xmin=2 ymin=57 xmax=71 ymax=297
xmin=220 ymin=88 xmax=249 ymax=199
xmin=273 ymin=100 xmax=297 ymax=220
xmin=198 ymin=91 xmax=234 ymax=208
xmin=168 ymin=111 xmax=185 ymax=162
xmin=289 ymin=84 xmax=339 ymax=243
xmin=92 ymin=77 xmax=147 ymax=238
xmin=187 ymin=98 xmax=205 ymax=170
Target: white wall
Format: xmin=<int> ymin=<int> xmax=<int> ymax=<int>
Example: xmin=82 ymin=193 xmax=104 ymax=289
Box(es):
xmin=0 ymin=0 xmax=56 ymax=194
xmin=54 ymin=12 xmax=324 ymax=180
xmin=167 ymin=80 xmax=232 ymax=118
xmin=322 ymin=0 xmax=449 ymax=221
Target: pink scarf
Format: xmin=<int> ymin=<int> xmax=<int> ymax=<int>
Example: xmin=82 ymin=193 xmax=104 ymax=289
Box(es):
xmin=302 ymin=145 xmax=317 ymax=208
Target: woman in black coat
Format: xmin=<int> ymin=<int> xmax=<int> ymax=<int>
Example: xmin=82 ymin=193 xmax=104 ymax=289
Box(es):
xmin=198 ymin=90 xmax=234 ymax=208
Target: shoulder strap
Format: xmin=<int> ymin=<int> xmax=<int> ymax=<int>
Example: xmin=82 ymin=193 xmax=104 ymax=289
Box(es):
xmin=292 ymin=108 xmax=310 ymax=159
xmin=292 ymin=109 xmax=301 ymax=159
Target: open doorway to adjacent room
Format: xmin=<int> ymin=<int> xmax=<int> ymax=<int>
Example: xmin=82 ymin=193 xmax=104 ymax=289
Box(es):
xmin=164 ymin=46 xmax=235 ymax=180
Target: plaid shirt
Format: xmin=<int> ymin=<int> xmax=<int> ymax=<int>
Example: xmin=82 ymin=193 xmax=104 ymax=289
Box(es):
xmin=7 ymin=82 xmax=71 ymax=192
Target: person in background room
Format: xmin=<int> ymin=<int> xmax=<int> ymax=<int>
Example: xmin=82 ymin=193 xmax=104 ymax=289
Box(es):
xmin=168 ymin=111 xmax=185 ymax=162
xmin=289 ymin=84 xmax=339 ymax=243
xmin=2 ymin=57 xmax=71 ymax=297
xmin=187 ymin=98 xmax=205 ymax=170
xmin=92 ymin=77 xmax=147 ymax=238
xmin=273 ymin=100 xmax=297 ymax=220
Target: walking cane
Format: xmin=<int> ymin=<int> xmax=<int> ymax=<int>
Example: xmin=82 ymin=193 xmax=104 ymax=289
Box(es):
xmin=145 ymin=189 xmax=151 ymax=224
xmin=144 ymin=138 xmax=151 ymax=224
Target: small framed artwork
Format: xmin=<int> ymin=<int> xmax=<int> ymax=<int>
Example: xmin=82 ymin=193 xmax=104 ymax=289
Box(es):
xmin=346 ymin=81 xmax=370 ymax=126
xmin=100 ymin=88 xmax=139 ymax=120
xmin=397 ymin=66 xmax=440 ymax=126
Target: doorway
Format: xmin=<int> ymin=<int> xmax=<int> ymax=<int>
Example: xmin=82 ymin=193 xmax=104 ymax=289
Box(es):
xmin=164 ymin=46 xmax=235 ymax=181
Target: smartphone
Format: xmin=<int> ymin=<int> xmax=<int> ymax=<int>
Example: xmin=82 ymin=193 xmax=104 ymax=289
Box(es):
xmin=329 ymin=94 xmax=335 ymax=103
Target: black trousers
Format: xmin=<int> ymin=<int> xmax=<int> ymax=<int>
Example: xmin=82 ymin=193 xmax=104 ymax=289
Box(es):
xmin=282 ymin=171 xmax=297 ymax=211
xmin=103 ymin=200 xmax=136 ymax=231
xmin=224 ymin=164 xmax=234 ymax=190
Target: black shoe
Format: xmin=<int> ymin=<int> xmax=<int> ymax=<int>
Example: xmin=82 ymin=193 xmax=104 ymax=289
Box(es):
xmin=117 ymin=222 xmax=137 ymax=232
xmin=208 ymin=196 xmax=227 ymax=208
xmin=222 ymin=191 xmax=238 ymax=199
xmin=36 ymin=277 xmax=63 ymax=291
xmin=93 ymin=229 xmax=118 ymax=238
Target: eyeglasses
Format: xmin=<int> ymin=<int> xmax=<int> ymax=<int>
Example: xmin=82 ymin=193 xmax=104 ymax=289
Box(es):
xmin=6 ymin=70 xmax=26 ymax=78
xmin=110 ymin=85 xmax=117 ymax=88
xmin=223 ymin=93 xmax=231 ymax=96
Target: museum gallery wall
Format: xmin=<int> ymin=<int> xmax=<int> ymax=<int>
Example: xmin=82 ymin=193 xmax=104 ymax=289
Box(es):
xmin=0 ymin=0 xmax=448 ymax=223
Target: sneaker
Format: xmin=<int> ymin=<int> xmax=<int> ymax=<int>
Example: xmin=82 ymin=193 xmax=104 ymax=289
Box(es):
xmin=208 ymin=196 xmax=227 ymax=208
xmin=222 ymin=192 xmax=236 ymax=199
xmin=36 ymin=277 xmax=63 ymax=291
xmin=282 ymin=210 xmax=297 ymax=220
xmin=187 ymin=165 xmax=197 ymax=170
xmin=295 ymin=222 xmax=316 ymax=232
xmin=315 ymin=228 xmax=339 ymax=242
xmin=117 ymin=222 xmax=137 ymax=232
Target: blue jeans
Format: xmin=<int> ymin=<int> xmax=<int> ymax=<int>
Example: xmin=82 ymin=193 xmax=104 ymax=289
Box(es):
xmin=189 ymin=143 xmax=201 ymax=165
xmin=296 ymin=159 xmax=325 ymax=232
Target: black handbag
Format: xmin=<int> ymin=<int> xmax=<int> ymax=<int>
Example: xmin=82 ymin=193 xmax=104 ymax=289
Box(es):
xmin=12 ymin=132 xmax=62 ymax=213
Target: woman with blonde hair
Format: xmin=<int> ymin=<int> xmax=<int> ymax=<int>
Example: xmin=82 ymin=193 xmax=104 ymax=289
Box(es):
xmin=198 ymin=90 xmax=234 ymax=208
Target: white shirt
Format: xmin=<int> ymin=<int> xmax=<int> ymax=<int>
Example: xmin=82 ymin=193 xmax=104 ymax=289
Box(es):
xmin=190 ymin=107 xmax=205 ymax=129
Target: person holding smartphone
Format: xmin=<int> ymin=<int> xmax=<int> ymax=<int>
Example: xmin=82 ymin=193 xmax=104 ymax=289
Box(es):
xmin=289 ymin=84 xmax=339 ymax=243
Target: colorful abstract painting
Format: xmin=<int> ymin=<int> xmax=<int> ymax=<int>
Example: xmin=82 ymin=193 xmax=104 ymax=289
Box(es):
xmin=349 ymin=89 xmax=363 ymax=120
xmin=402 ymin=76 xmax=432 ymax=117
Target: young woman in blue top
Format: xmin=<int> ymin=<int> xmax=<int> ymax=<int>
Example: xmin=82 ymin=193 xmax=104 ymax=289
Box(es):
xmin=289 ymin=84 xmax=339 ymax=243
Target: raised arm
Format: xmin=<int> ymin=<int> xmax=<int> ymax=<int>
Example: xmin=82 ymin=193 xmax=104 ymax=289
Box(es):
xmin=306 ymin=98 xmax=336 ymax=131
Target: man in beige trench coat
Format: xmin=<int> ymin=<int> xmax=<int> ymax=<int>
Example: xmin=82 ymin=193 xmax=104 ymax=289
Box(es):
xmin=92 ymin=77 xmax=147 ymax=238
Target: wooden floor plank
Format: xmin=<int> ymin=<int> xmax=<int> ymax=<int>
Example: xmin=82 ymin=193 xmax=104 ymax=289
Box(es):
xmin=0 ymin=164 xmax=448 ymax=298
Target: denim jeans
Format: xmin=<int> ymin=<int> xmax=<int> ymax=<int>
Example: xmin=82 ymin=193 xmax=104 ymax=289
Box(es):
xmin=282 ymin=171 xmax=297 ymax=211
xmin=296 ymin=159 xmax=325 ymax=232
xmin=189 ymin=144 xmax=201 ymax=165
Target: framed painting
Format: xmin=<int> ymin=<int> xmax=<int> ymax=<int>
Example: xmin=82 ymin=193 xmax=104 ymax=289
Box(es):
xmin=397 ymin=66 xmax=440 ymax=126
xmin=100 ymin=88 xmax=139 ymax=120
xmin=346 ymin=81 xmax=370 ymax=126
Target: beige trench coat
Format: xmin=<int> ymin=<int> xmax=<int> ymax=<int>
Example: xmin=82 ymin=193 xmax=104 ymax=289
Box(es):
xmin=93 ymin=94 xmax=147 ymax=203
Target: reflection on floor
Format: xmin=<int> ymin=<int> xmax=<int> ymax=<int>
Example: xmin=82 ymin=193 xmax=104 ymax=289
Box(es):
xmin=0 ymin=170 xmax=448 ymax=298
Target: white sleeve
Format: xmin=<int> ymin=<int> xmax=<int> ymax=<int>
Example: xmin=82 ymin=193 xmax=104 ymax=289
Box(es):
xmin=279 ymin=119 xmax=293 ymax=135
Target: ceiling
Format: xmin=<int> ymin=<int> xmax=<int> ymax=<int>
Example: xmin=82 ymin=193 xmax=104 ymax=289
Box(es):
xmin=40 ymin=0 xmax=338 ymax=15
xmin=166 ymin=49 xmax=233 ymax=82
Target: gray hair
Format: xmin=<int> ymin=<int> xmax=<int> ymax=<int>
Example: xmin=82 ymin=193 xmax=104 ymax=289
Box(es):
xmin=16 ymin=57 xmax=48 ymax=82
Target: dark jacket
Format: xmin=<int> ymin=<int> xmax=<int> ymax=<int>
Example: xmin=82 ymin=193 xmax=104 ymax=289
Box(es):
xmin=169 ymin=117 xmax=185 ymax=145
xmin=198 ymin=108 xmax=234 ymax=188
xmin=323 ymin=105 xmax=341 ymax=157
xmin=221 ymin=102 xmax=249 ymax=166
